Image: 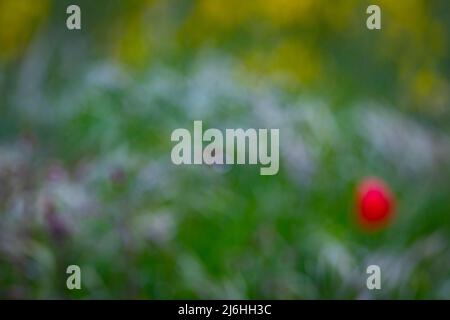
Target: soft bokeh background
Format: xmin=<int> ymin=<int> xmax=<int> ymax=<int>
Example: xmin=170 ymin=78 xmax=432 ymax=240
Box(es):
xmin=1 ymin=0 xmax=450 ymax=299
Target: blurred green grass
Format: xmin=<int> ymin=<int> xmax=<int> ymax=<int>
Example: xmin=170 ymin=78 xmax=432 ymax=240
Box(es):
xmin=0 ymin=0 xmax=450 ymax=299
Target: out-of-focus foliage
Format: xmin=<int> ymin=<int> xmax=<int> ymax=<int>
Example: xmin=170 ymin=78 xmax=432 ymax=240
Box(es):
xmin=0 ymin=0 xmax=449 ymax=299
xmin=0 ymin=0 xmax=50 ymax=61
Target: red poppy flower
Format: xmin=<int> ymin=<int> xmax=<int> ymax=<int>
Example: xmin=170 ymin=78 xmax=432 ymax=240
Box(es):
xmin=356 ymin=177 xmax=395 ymax=230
